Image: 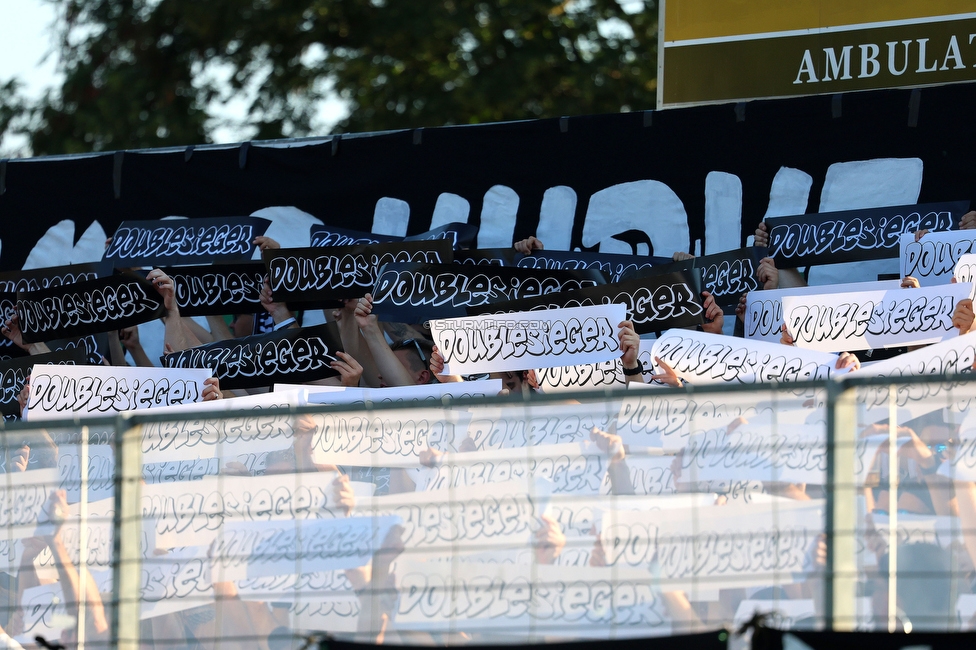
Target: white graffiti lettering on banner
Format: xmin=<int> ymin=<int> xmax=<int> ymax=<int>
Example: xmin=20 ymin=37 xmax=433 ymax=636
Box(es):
xmin=172 ymin=270 xmax=264 ymax=309
xmin=311 ymin=231 xmax=385 ymax=247
xmin=165 ymin=336 xmax=338 ymax=379
xmin=701 ymin=258 xmax=759 ymax=297
xmin=603 ymin=284 xmax=702 ymax=326
xmin=28 ymin=374 xmax=200 ymax=415
xmin=106 ymin=224 xmax=256 ymax=259
xmin=18 ymin=280 xmax=160 ymax=334
xmin=769 ymin=210 xmax=953 ymax=259
xmin=372 ymin=269 xmax=597 ymax=309
xmin=0 ymin=271 xmax=97 ymax=295
xmin=269 ymin=250 xmax=445 ymax=294
xmin=517 ymin=255 xmax=657 ymax=284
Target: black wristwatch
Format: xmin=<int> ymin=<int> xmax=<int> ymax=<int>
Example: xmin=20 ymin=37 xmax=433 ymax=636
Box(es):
xmin=622 ymin=365 xmax=643 ymax=376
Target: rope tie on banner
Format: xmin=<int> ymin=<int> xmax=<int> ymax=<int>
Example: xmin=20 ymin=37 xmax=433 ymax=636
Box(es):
xmin=113 ymin=151 xmax=124 ymax=199
xmin=238 ymin=141 xmax=251 ymax=169
xmin=331 ymin=134 xmax=341 ymax=156
xmin=184 ymin=145 xmax=195 ymax=162
xmin=908 ymin=88 xmax=921 ymax=127
xmin=735 ymin=102 xmax=746 ymax=122
xmin=832 ymin=93 xmax=843 ymax=119
xmin=643 ymin=110 xmax=653 ymax=127
xmin=0 ymin=159 xmax=6 ymax=195
xmin=413 ymin=127 xmax=423 ymax=145
xmin=559 ymin=116 xmax=569 ymax=133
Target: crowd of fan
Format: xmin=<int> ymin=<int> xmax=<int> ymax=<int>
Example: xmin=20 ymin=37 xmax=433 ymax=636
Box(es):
xmin=1 ymin=213 xmax=976 ymax=648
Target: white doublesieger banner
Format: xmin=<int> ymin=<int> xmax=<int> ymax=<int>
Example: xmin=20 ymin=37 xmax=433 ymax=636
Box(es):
xmin=954 ymin=253 xmax=976 ymax=300
xmin=744 ymin=280 xmax=902 ymax=343
xmin=430 ymin=304 xmax=626 ymax=375
xmin=782 ymin=282 xmax=972 ymax=352
xmin=651 ymin=329 xmax=837 ymax=385
xmin=26 ymin=363 xmax=211 ymax=421
xmin=900 ymin=230 xmax=976 ymax=287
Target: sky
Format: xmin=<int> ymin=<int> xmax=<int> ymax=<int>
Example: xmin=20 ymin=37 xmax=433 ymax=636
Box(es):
xmin=0 ymin=0 xmax=349 ymax=156
xmin=0 ymin=0 xmax=59 ymax=100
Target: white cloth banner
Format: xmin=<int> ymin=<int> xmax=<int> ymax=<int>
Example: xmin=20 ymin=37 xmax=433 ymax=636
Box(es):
xmin=26 ymin=364 xmax=211 ymax=421
xmin=430 ymin=304 xmax=626 ymax=375
xmin=954 ymin=253 xmax=976 ymax=300
xmin=781 ymin=283 xmax=972 ymax=352
xmin=745 ymin=280 xmax=902 ymax=343
xmin=599 ymin=498 xmax=824 ymax=591
xmin=900 ymin=230 xmax=976 ymax=286
xmin=846 ymin=331 xmax=976 ymax=419
xmin=651 ymin=329 xmax=837 ymax=385
xmin=142 ymin=471 xmax=340 ymax=548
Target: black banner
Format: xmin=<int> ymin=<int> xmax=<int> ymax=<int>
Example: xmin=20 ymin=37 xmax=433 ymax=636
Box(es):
xmin=454 ymin=248 xmax=521 ymax=266
xmin=468 ymin=270 xmax=705 ymax=334
xmin=0 ymin=347 xmax=90 ymax=418
xmin=370 ymin=262 xmax=606 ymax=322
xmin=695 ymin=247 xmax=767 ymax=307
xmin=17 ymin=272 xmax=165 ymax=343
xmin=161 ymin=322 xmax=344 ymax=390
xmin=263 ymin=241 xmax=453 ymax=304
xmin=103 ymin=216 xmax=271 ymax=267
xmin=310 ymin=224 xmax=401 ymax=248
xmin=402 ymin=222 xmax=479 ymax=249
xmin=767 ymin=201 xmax=970 ymax=268
xmin=3 ymin=84 xmax=976 ymax=279
xmin=47 ymin=334 xmax=105 ymax=366
xmin=517 ymin=250 xmax=674 ymax=283
xmin=164 ymin=262 xmax=266 ymax=317
xmin=310 ymin=222 xmax=478 ymax=250
xmin=622 ymin=247 xmax=767 ymax=308
xmin=0 ymin=263 xmax=99 ymax=294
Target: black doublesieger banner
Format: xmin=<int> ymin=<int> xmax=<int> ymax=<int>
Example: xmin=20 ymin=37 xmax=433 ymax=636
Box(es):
xmin=17 ymin=272 xmax=165 ymax=343
xmin=263 ymin=241 xmax=453 ymax=304
xmin=370 ymin=262 xmax=606 ymax=322
xmin=766 ymin=201 xmax=969 ymax=268
xmin=469 ymin=270 xmax=705 ymax=334
xmin=104 ymin=216 xmax=271 ymax=267
xmin=164 ymin=263 xmax=266 ymax=317
xmin=161 ymin=322 xmax=345 ymax=390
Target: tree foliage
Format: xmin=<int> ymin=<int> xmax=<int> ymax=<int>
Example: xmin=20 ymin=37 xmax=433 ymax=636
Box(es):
xmin=3 ymin=0 xmax=658 ymax=155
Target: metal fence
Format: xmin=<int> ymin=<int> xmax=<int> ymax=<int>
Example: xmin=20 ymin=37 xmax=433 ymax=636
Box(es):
xmin=2 ymin=373 xmax=976 ymax=648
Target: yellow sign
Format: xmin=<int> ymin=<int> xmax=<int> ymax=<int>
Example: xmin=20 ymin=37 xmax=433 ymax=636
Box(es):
xmin=659 ymin=0 xmax=976 ymax=107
